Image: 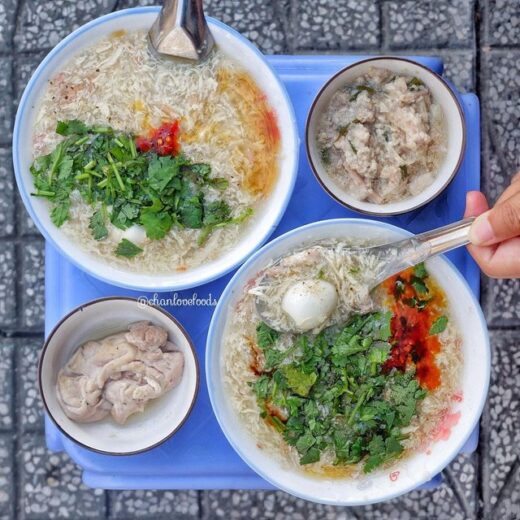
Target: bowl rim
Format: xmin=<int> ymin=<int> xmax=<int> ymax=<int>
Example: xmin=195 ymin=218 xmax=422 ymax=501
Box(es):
xmin=38 ymin=295 xmax=200 ymax=456
xmin=13 ymin=6 xmax=299 ymax=292
xmin=205 ymin=217 xmax=490 ymax=506
xmin=305 ymin=56 xmax=467 ymax=217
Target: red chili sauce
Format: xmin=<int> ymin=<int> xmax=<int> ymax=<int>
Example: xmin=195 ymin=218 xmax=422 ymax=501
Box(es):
xmin=382 ymin=268 xmax=446 ymax=391
xmin=135 ymin=121 xmax=180 ymax=156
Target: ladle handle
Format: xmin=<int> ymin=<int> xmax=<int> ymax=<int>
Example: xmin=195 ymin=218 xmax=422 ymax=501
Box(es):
xmin=372 ymin=217 xmax=476 ymax=286
xmin=150 ymin=0 xmax=188 ymax=37
xmin=149 ymin=0 xmax=214 ymax=60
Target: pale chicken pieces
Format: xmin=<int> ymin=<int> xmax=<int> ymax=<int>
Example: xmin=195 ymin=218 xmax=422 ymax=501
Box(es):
xmin=317 ymin=67 xmax=446 ymax=204
xmin=56 ymin=321 xmax=184 ymax=424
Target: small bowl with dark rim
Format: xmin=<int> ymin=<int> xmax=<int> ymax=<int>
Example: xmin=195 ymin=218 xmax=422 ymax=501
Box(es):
xmin=306 ymin=57 xmax=466 ymax=216
xmin=39 ymin=297 xmax=199 ymax=455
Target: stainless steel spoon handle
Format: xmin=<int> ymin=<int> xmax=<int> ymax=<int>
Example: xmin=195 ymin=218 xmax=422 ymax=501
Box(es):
xmin=149 ymin=0 xmax=214 ymax=61
xmin=371 ymin=217 xmax=475 ymax=286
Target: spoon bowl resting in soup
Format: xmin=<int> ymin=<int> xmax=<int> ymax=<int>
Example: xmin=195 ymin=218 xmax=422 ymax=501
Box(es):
xmin=254 ymin=218 xmax=475 ymax=333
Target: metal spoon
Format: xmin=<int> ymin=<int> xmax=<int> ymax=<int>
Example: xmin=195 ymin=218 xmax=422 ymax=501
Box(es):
xmin=148 ymin=0 xmax=214 ymax=61
xmin=255 ymin=217 xmax=475 ymax=332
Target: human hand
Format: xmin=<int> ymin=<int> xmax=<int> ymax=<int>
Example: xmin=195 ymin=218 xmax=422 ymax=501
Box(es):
xmin=464 ymin=174 xmax=520 ymax=278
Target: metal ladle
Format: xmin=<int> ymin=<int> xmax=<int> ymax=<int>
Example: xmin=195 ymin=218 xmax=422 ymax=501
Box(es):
xmin=148 ymin=0 xmax=214 ymax=61
xmin=255 ymin=217 xmax=476 ymax=332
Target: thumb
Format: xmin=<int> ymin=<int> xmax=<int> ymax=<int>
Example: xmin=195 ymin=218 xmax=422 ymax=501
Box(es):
xmin=469 ymin=194 xmax=520 ymax=245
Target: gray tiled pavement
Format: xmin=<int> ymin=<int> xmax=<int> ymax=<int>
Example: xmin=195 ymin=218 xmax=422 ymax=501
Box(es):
xmin=0 ymin=0 xmax=518 ymax=518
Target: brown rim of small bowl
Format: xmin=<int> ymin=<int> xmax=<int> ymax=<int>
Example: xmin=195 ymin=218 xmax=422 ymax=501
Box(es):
xmin=38 ymin=296 xmax=200 ymax=456
xmin=305 ymin=56 xmax=467 ymax=217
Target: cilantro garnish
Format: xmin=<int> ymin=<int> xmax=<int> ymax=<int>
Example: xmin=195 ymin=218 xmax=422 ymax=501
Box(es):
xmin=50 ymin=199 xmax=70 ymax=227
xmin=429 ymin=315 xmax=448 ymax=335
xmin=114 ymin=238 xmax=143 ymax=258
xmin=280 ymin=365 xmax=317 ymax=397
xmin=89 ymin=209 xmax=108 ymax=240
xmin=411 ymin=276 xmax=429 ymax=295
xmin=55 ymin=119 xmax=88 ymax=136
xmin=30 ymin=120 xmax=252 ymax=255
xmin=256 ymin=322 xmax=279 ymax=349
xmin=140 ymin=212 xmax=173 ymax=240
xmin=250 ymin=313 xmax=428 ymax=473
xmin=413 ymin=262 xmax=428 ymax=279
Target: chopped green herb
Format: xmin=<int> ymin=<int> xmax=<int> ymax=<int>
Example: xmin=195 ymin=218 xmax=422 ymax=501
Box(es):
xmin=114 ymin=238 xmax=143 ymax=258
xmin=256 ymin=322 xmax=279 ymax=349
xmin=197 ymin=205 xmax=253 ymax=246
xmin=429 ymin=315 xmax=448 ymax=335
xmin=357 ymin=85 xmax=376 ymax=94
xmin=321 ymin=147 xmax=331 ymax=165
xmin=178 ymin=190 xmax=203 ymax=229
xmin=204 ymin=200 xmax=231 ymax=227
xmin=348 ymin=140 xmax=358 ymax=154
xmin=251 ymin=312 xmax=427 ymax=473
xmin=147 ymin=155 xmax=181 ymax=192
xmin=56 ymin=119 xmax=88 ymax=136
xmin=411 ymin=276 xmax=429 ymax=295
xmin=404 ymin=297 xmax=430 ymax=309
xmin=350 ymin=85 xmax=376 ymax=101
xmin=280 ymin=365 xmax=317 ymax=397
xmin=337 ymin=119 xmax=361 ymax=137
xmin=140 ymin=211 xmax=173 ymax=240
xmin=30 ymin=120 xmax=251 ymax=252
xmin=186 ymin=163 xmax=211 ymax=179
xmin=208 ymin=177 xmax=229 ymax=190
xmin=407 ymin=77 xmax=424 ymax=89
xmin=50 ymin=200 xmax=70 ymax=227
xmin=89 ymin=209 xmax=108 ymax=240
xmin=414 ymin=262 xmax=428 ymax=279
xmin=299 ymin=447 xmax=321 ymax=465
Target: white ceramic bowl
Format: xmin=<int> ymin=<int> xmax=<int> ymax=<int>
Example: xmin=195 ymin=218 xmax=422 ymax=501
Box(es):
xmin=206 ymin=218 xmax=489 ymax=505
xmin=13 ymin=7 xmax=299 ymax=291
xmin=39 ymin=297 xmax=199 ymax=455
xmin=306 ymin=57 xmax=466 ymax=216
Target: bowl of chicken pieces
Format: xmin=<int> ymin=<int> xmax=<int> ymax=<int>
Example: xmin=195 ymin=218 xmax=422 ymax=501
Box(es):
xmin=39 ymin=297 xmax=199 ymax=455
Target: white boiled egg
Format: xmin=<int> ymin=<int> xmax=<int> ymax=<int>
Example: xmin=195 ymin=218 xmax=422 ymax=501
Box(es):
xmin=281 ymin=279 xmax=338 ymax=332
xmin=122 ymin=225 xmax=148 ymax=246
xmin=108 ymin=224 xmax=147 ymax=246
xmin=108 ymin=224 xmax=123 ymax=243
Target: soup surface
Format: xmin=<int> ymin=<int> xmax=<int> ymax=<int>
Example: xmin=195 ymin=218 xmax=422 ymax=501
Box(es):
xmin=32 ymin=30 xmax=280 ymax=273
xmin=222 ymin=240 xmax=462 ymax=478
